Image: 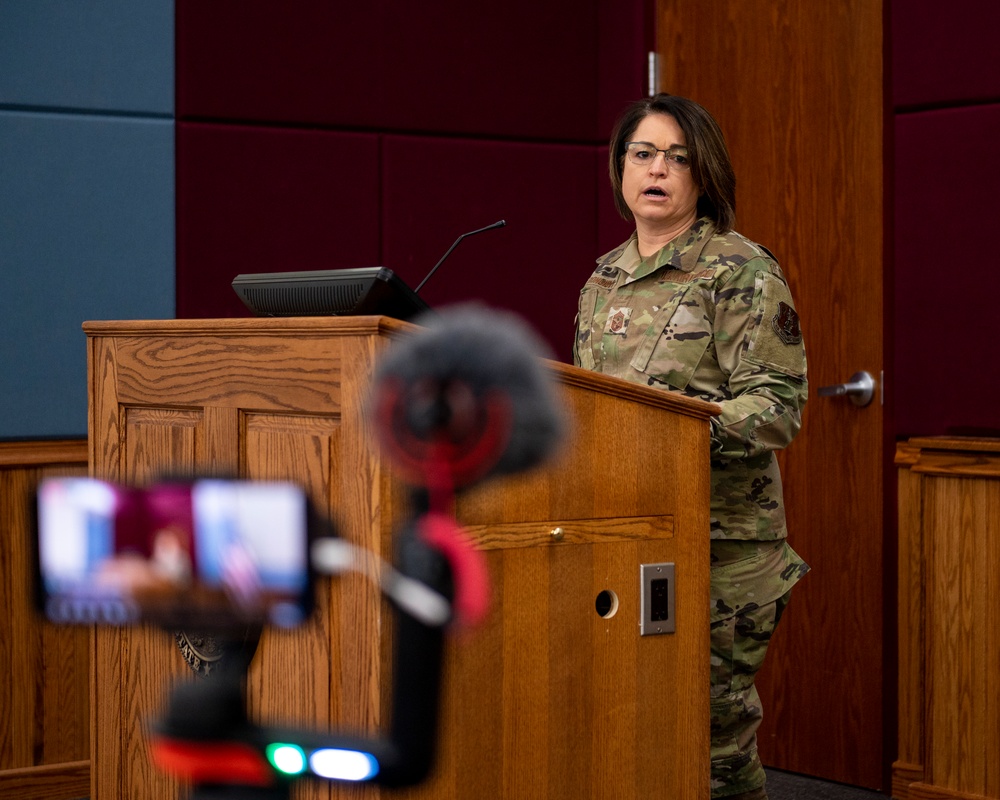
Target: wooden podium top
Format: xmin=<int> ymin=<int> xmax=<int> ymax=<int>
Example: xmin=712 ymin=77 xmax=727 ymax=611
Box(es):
xmin=83 ymin=314 xmax=415 ymax=337
xmin=83 ymin=315 xmax=719 ymax=422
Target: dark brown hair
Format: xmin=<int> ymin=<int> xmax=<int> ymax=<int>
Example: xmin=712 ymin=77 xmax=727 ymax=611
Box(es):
xmin=608 ymin=93 xmax=736 ymax=233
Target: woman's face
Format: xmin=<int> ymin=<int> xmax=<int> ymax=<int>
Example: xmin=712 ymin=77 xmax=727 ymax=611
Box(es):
xmin=621 ymin=113 xmax=701 ymax=237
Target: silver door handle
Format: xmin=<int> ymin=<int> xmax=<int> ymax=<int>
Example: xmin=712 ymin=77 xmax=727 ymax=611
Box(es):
xmin=817 ymin=371 xmax=875 ymax=407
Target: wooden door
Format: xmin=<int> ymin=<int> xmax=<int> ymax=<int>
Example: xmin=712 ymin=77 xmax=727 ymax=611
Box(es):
xmin=655 ymin=0 xmax=888 ymax=790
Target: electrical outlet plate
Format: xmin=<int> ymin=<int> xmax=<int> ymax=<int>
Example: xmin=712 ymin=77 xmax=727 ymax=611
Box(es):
xmin=640 ymin=562 xmax=675 ymax=636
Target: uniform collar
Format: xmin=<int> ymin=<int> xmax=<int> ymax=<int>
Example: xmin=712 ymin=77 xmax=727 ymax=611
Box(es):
xmin=596 ymin=217 xmax=718 ymax=283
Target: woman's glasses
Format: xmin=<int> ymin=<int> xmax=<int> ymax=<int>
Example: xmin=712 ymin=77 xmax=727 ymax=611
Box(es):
xmin=624 ymin=142 xmax=691 ymax=171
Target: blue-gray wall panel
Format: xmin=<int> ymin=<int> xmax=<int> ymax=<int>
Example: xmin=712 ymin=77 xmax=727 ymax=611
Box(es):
xmin=0 ymin=0 xmax=174 ymax=114
xmin=0 ymin=110 xmax=174 ymax=439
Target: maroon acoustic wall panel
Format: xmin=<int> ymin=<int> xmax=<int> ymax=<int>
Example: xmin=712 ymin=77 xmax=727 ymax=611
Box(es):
xmin=176 ymin=123 xmax=380 ymax=319
xmin=893 ymin=0 xmax=1000 ymax=108
xmin=597 ymin=0 xmax=652 ymax=137
xmin=174 ymin=2 xmax=650 ymax=353
xmin=597 ymin=145 xmax=637 ymax=255
xmin=894 ymin=104 xmax=1000 ymax=437
xmin=381 ymin=135 xmax=604 ymax=363
xmin=176 ymin=0 xmax=621 ymax=143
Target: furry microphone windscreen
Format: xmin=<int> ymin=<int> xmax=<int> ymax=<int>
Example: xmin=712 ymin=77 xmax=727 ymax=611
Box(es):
xmin=372 ymin=303 xmax=568 ymax=483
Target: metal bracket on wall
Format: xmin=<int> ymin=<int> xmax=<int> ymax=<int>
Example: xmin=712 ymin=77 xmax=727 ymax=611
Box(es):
xmin=647 ymin=52 xmax=661 ymax=97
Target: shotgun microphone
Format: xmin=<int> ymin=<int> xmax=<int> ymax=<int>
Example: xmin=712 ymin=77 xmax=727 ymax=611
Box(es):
xmin=372 ymin=303 xmax=566 ymax=486
xmin=414 ymin=220 xmax=507 ymax=294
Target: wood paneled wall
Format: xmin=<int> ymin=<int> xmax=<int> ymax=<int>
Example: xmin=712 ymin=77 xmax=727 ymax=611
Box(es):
xmin=0 ymin=440 xmax=89 ymax=800
xmin=895 ymin=437 xmax=1000 ymax=800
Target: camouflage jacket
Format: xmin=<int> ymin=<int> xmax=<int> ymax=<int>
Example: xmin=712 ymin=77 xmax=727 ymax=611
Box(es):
xmin=573 ymin=217 xmax=808 ymax=542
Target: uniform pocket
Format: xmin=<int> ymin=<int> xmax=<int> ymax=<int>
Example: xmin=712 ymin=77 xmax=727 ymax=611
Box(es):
xmin=629 ymin=285 xmax=711 ymax=390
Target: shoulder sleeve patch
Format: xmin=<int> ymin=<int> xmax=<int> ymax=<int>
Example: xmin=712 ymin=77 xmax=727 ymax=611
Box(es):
xmin=772 ymin=301 xmax=802 ymax=345
xmin=745 ymin=271 xmax=806 ymax=377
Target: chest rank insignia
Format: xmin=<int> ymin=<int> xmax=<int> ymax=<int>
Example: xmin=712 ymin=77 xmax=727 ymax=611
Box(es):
xmin=606 ymin=306 xmax=632 ymax=335
xmin=772 ymin=301 xmax=802 ymax=345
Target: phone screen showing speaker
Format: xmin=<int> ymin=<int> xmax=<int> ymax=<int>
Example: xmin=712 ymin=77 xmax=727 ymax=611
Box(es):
xmin=35 ymin=478 xmax=314 ymax=629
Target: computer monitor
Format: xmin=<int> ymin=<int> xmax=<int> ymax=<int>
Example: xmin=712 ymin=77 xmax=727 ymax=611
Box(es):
xmin=231 ymin=267 xmax=430 ymax=321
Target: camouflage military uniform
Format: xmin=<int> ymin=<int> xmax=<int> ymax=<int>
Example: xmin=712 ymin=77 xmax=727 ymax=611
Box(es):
xmin=573 ymin=217 xmax=809 ymax=798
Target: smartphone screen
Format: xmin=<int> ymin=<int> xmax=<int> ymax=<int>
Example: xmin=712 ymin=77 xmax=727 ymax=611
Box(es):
xmin=35 ymin=477 xmax=314 ymax=629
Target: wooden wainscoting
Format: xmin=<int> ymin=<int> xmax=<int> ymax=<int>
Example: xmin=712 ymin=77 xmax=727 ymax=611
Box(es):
xmin=895 ymin=437 xmax=1000 ymax=800
xmin=0 ymin=440 xmax=90 ymax=800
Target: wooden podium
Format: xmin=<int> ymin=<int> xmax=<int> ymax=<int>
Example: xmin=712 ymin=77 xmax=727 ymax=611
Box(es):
xmin=84 ymin=316 xmax=716 ymax=800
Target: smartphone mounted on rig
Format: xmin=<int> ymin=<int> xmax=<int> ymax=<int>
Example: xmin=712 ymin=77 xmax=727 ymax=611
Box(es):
xmin=33 ymin=477 xmax=317 ymax=631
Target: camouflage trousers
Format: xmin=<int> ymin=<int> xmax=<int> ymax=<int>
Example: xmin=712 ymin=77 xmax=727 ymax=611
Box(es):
xmin=709 ymin=539 xmax=806 ymax=798
xmin=709 ymin=590 xmax=790 ymax=796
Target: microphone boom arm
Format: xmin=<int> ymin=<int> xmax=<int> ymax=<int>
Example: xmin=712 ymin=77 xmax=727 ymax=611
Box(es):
xmin=413 ymin=220 xmax=506 ymax=295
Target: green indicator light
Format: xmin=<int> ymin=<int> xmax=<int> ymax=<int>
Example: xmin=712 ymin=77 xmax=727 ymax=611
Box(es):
xmin=266 ymin=743 xmax=307 ymax=775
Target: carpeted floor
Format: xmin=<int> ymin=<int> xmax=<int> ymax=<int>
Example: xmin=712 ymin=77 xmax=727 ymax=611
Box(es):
xmin=765 ymin=768 xmax=890 ymax=799
xmin=72 ymin=770 xmax=890 ymax=800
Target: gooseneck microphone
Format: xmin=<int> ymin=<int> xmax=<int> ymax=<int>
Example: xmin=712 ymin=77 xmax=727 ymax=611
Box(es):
xmin=414 ymin=220 xmax=507 ymax=294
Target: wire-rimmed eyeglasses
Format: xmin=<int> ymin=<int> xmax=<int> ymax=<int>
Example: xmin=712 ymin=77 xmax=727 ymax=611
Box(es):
xmin=624 ymin=142 xmax=691 ymax=171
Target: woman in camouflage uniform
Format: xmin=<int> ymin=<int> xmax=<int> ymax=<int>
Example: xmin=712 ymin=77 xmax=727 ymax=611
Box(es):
xmin=573 ymin=94 xmax=809 ymax=800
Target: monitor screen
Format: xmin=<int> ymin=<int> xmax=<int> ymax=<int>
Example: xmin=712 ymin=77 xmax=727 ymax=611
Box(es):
xmin=232 ymin=267 xmax=430 ymax=321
